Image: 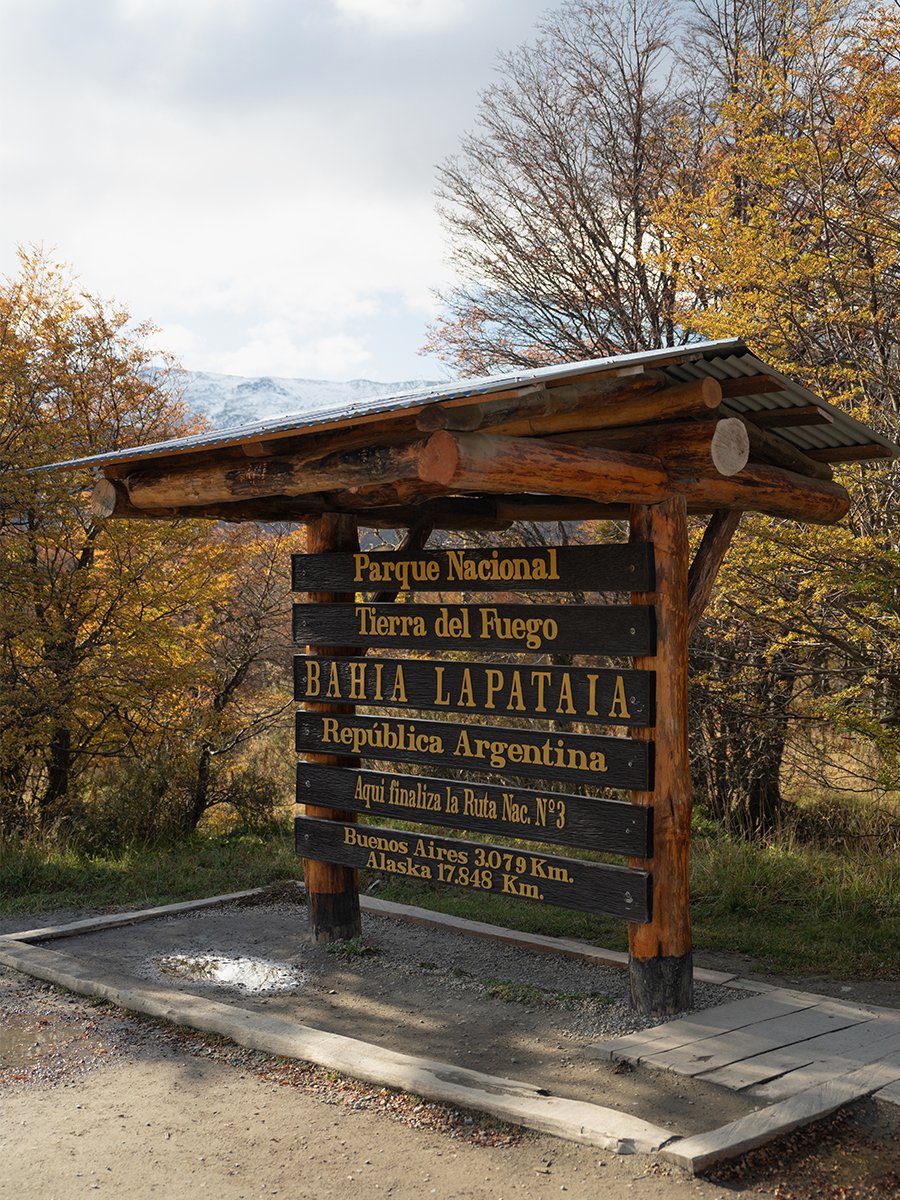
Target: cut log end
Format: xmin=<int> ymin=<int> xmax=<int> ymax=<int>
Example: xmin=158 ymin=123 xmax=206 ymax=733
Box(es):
xmin=90 ymin=476 xmax=122 ymax=519
xmin=419 ymin=429 xmax=463 ymax=487
xmin=710 ymin=418 xmax=750 ymax=477
xmin=697 ymin=377 xmax=724 ymax=409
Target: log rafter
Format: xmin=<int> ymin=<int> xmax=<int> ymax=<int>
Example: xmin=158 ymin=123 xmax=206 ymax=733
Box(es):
xmin=92 ymin=370 xmax=864 ymax=533
xmin=97 ymin=421 xmax=852 ymax=528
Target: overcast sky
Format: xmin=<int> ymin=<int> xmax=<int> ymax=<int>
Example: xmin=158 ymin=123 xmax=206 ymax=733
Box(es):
xmin=0 ymin=0 xmax=551 ymax=381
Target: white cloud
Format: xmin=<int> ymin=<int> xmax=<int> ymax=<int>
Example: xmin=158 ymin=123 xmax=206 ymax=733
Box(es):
xmin=219 ymin=324 xmax=373 ymax=379
xmin=331 ymin=0 xmax=472 ymax=34
xmin=0 ymin=0 xmax=550 ymax=379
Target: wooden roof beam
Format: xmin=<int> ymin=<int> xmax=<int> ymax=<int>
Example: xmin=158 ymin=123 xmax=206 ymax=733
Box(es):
xmin=805 ymin=442 xmax=894 ymax=464
xmin=687 ymin=510 xmax=743 ymax=637
xmin=415 ymin=373 xmax=659 ymax=435
xmin=748 ymin=404 xmax=833 ymax=429
xmin=120 ymin=439 xmax=431 ymax=509
xmin=719 ymin=375 xmax=787 ymax=398
xmin=485 ymin=377 xmax=723 ymax=438
xmin=104 ymin=426 xmax=851 ymax=527
xmin=735 ymin=414 xmax=833 ymax=481
xmin=680 ymin=461 xmax=849 ymax=524
xmin=418 ymin=430 xmax=670 ymax=505
xmin=91 ymin=477 xmax=332 ymax=523
xmin=551 ymin=416 xmax=750 ymax=478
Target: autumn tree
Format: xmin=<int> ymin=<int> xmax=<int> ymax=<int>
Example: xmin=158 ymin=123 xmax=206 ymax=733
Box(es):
xmin=427 ymin=0 xmax=899 ymax=836
xmin=656 ymin=1 xmax=900 ymax=828
xmin=0 ymin=251 xmax=297 ymax=843
xmin=428 ymin=0 xmax=688 ymax=374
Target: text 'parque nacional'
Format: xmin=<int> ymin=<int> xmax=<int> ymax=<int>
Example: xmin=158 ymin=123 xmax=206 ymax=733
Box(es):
xmin=291 ymin=542 xmax=655 ymax=594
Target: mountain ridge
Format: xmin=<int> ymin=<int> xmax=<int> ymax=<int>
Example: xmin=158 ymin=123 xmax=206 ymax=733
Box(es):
xmin=177 ymin=369 xmax=444 ymax=431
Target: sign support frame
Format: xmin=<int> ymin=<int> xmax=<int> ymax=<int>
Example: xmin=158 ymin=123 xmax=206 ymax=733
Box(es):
xmin=628 ymin=496 xmax=693 ymax=1013
xmin=300 ymin=512 xmax=363 ymax=944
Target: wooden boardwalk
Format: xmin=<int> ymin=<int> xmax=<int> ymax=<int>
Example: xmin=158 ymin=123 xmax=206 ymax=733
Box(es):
xmin=604 ymin=986 xmax=900 ymax=1102
xmin=602 ymin=985 xmax=900 ymax=1172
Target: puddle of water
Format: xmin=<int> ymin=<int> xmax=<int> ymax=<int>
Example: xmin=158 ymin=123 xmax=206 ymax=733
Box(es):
xmin=0 ymin=1015 xmax=75 ymax=1068
xmin=153 ymin=953 xmax=305 ymax=994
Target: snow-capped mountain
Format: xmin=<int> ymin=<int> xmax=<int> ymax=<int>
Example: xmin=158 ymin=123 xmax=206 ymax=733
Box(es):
xmin=177 ymin=370 xmax=443 ymax=432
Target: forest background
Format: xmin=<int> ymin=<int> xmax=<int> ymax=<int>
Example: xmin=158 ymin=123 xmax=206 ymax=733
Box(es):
xmin=0 ymin=0 xmax=897 ymax=979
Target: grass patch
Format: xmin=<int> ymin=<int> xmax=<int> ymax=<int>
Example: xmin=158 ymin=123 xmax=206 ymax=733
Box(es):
xmin=1 ymin=823 xmax=896 ymax=981
xmin=0 ymin=828 xmax=298 ymax=914
xmin=690 ymin=835 xmax=899 ymax=978
xmin=371 ymin=836 xmax=898 ymax=980
xmin=325 ymin=936 xmax=380 ymax=961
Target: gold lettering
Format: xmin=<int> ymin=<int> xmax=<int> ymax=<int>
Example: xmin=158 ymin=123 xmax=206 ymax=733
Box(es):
xmin=325 ymin=661 xmax=341 ymax=699
xmin=608 ymin=674 xmax=630 ymax=719
xmin=530 ymin=670 xmax=551 ymax=713
xmin=484 ymin=668 xmax=503 ymax=710
xmin=557 ymin=672 xmax=576 ymax=715
xmin=434 ymin=665 xmax=449 ymax=706
xmin=305 ymin=659 xmax=321 ymax=698
xmin=507 ymin=671 xmax=525 ymax=712
xmin=390 ymin=665 xmax=408 ymax=704
xmin=348 ymin=660 xmax=366 ymax=700
xmin=458 ymin=667 xmax=475 ymax=708
xmin=586 ymin=672 xmax=599 ymax=717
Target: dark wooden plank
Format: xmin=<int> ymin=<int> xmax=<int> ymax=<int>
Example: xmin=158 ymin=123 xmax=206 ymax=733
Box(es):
xmin=295 ymin=712 xmax=653 ymax=790
xmin=296 ymin=763 xmax=654 ymax=857
xmin=294 ymin=655 xmax=655 ymax=728
xmin=294 ymin=816 xmax=652 ymax=921
xmin=804 ymin=442 xmax=893 ymax=463
xmin=292 ymin=602 xmax=655 ymax=657
xmin=748 ymin=405 xmax=833 ymax=429
xmin=292 ymin=542 xmax=654 ymax=594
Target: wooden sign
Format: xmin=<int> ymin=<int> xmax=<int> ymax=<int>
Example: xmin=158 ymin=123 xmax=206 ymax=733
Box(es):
xmin=294 ymin=655 xmax=654 ymax=727
xmin=295 ymin=712 xmax=652 ymax=790
xmin=292 ymin=602 xmax=655 ymax=656
xmin=295 ymin=816 xmax=652 ymax=921
xmin=297 ymin=763 xmax=653 ymax=857
xmin=292 ymin=542 xmax=654 ymax=594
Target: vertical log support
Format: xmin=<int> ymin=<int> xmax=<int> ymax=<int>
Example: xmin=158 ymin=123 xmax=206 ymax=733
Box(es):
xmin=628 ymin=496 xmax=694 ymax=1014
xmin=301 ymin=513 xmax=363 ymax=943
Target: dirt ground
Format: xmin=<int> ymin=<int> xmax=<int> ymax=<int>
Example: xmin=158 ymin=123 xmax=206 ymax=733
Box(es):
xmin=1 ymin=896 xmax=898 ymax=1200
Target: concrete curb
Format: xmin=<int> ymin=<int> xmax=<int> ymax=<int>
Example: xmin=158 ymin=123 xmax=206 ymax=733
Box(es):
xmin=0 ymin=937 xmax=678 ymax=1156
xmin=2 ymin=889 xmax=264 ymax=943
xmin=2 ymin=884 xmax=743 ymax=987
xmin=662 ymin=1056 xmax=900 ymax=1175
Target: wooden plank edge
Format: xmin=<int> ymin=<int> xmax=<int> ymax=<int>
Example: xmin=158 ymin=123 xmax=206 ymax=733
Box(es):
xmin=0 ymin=939 xmax=678 ymax=1155
xmin=2 ymin=883 xmax=738 ymax=985
xmin=661 ymin=1058 xmax=900 ymax=1175
xmin=0 ymin=888 xmax=266 ymax=943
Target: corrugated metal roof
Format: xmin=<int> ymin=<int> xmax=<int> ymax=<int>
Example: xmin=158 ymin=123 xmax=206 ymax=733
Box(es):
xmin=37 ymin=338 xmax=898 ymax=471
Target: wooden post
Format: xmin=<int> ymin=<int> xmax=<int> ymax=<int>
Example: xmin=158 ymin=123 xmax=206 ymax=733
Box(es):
xmin=628 ymin=496 xmax=693 ymax=1015
xmin=300 ymin=513 xmax=362 ymax=943
xmin=687 ymin=509 xmax=742 ymax=638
